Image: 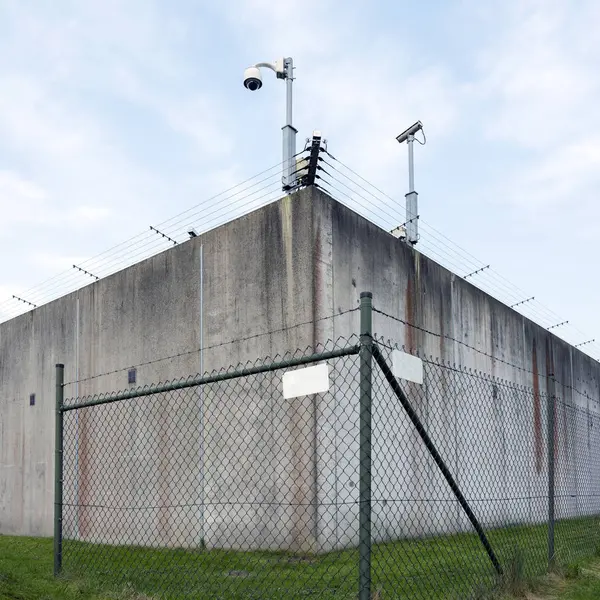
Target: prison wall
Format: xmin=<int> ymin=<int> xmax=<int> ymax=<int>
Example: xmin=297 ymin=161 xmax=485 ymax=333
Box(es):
xmin=0 ymin=192 xmax=324 ymax=542
xmin=1 ymin=186 xmax=599 ymax=553
xmin=319 ymin=196 xmax=600 ymax=546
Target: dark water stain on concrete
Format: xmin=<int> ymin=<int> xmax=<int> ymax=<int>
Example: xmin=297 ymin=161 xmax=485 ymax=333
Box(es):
xmin=545 ymin=340 xmax=559 ymax=463
xmin=532 ymin=340 xmax=543 ymax=474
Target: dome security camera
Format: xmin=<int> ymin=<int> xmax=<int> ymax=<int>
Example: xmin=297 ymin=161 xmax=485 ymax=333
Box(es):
xmin=242 ymin=57 xmax=297 ymax=191
xmin=243 ymin=66 xmax=263 ymax=91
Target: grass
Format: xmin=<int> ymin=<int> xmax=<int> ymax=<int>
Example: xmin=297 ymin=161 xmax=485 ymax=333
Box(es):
xmin=1 ymin=517 xmax=599 ymax=599
xmin=556 ymin=562 xmax=600 ymax=599
xmin=492 ymin=559 xmax=600 ymax=600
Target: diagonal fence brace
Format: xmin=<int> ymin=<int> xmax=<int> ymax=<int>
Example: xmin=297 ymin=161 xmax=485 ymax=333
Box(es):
xmin=371 ymin=343 xmax=503 ymax=576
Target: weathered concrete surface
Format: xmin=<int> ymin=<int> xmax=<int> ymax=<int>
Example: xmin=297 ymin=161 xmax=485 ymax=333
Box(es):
xmin=326 ymin=197 xmax=600 ymax=544
xmin=1 ymin=187 xmax=599 ymax=552
xmin=1 ymin=191 xmax=344 ymax=551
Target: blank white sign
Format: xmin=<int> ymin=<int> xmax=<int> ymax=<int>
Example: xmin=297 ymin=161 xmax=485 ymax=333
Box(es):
xmin=283 ymin=363 xmax=330 ymax=399
xmin=392 ymin=350 xmax=424 ymax=385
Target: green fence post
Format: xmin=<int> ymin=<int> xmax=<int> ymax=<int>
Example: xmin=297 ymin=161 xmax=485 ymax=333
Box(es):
xmin=359 ymin=292 xmax=373 ymax=600
xmin=54 ymin=363 xmax=65 ymax=577
xmin=548 ymin=367 xmax=556 ymax=570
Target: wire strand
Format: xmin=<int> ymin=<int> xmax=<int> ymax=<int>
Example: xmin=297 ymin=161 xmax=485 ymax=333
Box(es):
xmin=2 ymin=151 xmax=598 ymax=363
xmin=319 ymin=155 xmax=600 ymax=359
xmin=62 ymin=306 xmax=360 ymax=388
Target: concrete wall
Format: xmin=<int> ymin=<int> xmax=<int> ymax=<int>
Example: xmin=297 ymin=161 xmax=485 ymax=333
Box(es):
xmin=323 ymin=197 xmax=600 ymax=544
xmin=1 ymin=192 xmax=323 ymax=541
xmin=1 ymin=187 xmax=599 ymax=552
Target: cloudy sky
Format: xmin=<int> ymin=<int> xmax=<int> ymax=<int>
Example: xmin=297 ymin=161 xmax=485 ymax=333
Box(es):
xmin=1 ymin=0 xmax=599 ymax=356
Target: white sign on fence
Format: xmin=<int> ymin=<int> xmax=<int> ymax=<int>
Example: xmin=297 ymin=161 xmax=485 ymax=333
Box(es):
xmin=392 ymin=350 xmax=424 ymax=385
xmin=283 ymin=363 xmax=330 ymax=399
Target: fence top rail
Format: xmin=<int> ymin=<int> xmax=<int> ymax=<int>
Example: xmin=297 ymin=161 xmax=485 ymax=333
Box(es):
xmin=62 ymin=343 xmax=360 ymax=412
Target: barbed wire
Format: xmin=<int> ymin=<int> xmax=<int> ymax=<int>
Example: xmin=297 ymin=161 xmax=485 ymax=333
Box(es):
xmin=0 ymin=154 xmax=308 ymax=319
xmin=372 ymin=314 xmax=536 ymax=376
xmin=62 ymin=306 xmax=360 ymax=388
xmin=320 ymin=154 xmax=578 ymax=322
xmin=373 ymin=308 xmax=599 ymax=401
xmin=0 ymin=174 xmax=287 ymax=311
xmin=318 ymin=154 xmax=600 ymax=361
xmin=2 ymin=150 xmax=599 ymax=364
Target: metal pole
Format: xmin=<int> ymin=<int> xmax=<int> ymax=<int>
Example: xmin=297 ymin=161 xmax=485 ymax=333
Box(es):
xmin=285 ymin=58 xmax=293 ymax=127
xmin=407 ymin=135 xmax=415 ymax=193
xmin=405 ymin=134 xmax=418 ymax=245
xmin=54 ymin=363 xmax=65 ymax=577
xmin=74 ymin=296 xmax=80 ymax=539
xmin=64 ymin=345 xmax=360 ymax=412
xmin=548 ymin=368 xmax=556 ymax=569
xmin=199 ymin=244 xmax=205 ymax=548
xmin=282 ymin=57 xmax=297 ymax=192
xmin=359 ymin=291 xmax=373 ymax=600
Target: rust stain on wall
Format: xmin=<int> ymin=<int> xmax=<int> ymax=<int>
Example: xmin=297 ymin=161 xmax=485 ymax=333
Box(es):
xmin=406 ymin=276 xmax=414 ymax=353
xmin=312 ymin=227 xmax=322 ymax=344
xmin=438 ymin=287 xmax=446 ymax=360
xmin=532 ymin=341 xmax=543 ymax=473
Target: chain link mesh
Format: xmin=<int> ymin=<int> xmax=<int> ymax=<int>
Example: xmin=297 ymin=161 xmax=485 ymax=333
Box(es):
xmin=58 ymin=334 xmax=600 ymax=599
xmin=554 ymin=391 xmax=600 ymax=565
xmin=62 ymin=338 xmax=364 ymax=599
xmin=371 ymin=343 xmax=546 ymax=598
xmin=370 ymin=341 xmax=600 ymax=599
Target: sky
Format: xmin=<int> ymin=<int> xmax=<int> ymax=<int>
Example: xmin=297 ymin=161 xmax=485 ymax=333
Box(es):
xmin=1 ymin=0 xmax=600 ymax=357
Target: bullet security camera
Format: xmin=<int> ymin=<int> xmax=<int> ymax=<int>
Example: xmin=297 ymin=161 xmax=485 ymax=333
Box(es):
xmin=243 ymin=66 xmax=263 ymax=91
xmin=396 ymin=121 xmax=423 ymax=144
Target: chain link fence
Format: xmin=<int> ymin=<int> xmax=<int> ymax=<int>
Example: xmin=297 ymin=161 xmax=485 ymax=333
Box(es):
xmin=554 ymin=391 xmax=600 ymax=566
xmin=53 ymin=294 xmax=600 ymax=599
xmin=58 ymin=338 xmax=363 ymax=599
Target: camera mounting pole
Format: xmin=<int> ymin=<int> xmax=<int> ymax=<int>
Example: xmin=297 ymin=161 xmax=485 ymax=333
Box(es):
xmin=406 ymin=133 xmax=417 ymax=244
xmin=396 ymin=121 xmax=424 ymax=246
xmin=244 ymin=57 xmax=297 ymax=192
xmin=281 ymin=57 xmax=297 ymax=192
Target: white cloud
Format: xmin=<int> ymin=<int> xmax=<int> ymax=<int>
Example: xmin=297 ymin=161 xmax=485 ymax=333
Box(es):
xmin=112 ymin=66 xmax=234 ymax=158
xmin=29 ymin=253 xmax=89 ymax=272
xmin=221 ymin=0 xmax=465 ymax=213
xmin=0 ymin=73 xmax=161 ymax=228
xmin=0 ymin=76 xmax=88 ymax=158
xmin=0 ymin=170 xmax=46 ymax=202
xmin=467 ymin=0 xmax=600 ymax=239
xmin=474 ymin=0 xmax=600 ymax=148
xmin=163 ymin=96 xmax=233 ymax=157
xmin=68 ymin=206 xmax=113 ymax=223
xmin=0 ymin=0 xmax=238 ymax=316
xmin=0 ymin=170 xmax=50 ymax=231
xmin=526 ymin=139 xmax=600 ymax=192
xmin=1 ymin=0 xmax=600 ymax=355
